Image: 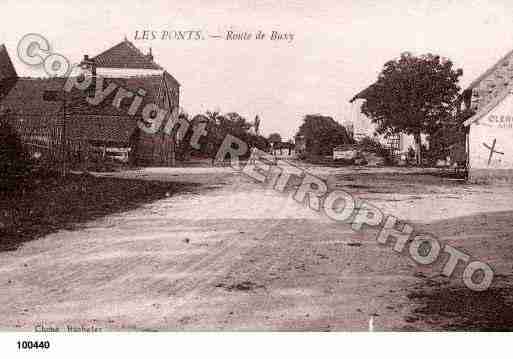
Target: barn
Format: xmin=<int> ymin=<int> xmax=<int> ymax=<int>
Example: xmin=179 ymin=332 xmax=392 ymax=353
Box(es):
xmin=0 ymin=39 xmax=180 ymax=168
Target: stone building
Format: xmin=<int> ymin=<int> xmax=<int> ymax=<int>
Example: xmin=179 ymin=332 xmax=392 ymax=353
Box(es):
xmin=0 ymin=40 xmax=180 ymax=167
xmin=461 ymin=49 xmax=513 ymax=181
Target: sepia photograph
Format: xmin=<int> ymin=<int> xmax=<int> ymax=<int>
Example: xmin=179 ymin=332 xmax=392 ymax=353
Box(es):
xmin=1 ymin=0 xmax=513 ymax=356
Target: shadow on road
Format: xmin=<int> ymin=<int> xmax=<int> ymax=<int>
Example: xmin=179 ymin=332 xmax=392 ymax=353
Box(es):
xmin=404 ymin=210 xmax=513 ymax=331
xmin=407 ymin=286 xmax=513 ymax=331
xmin=0 ymin=172 xmax=198 ymax=252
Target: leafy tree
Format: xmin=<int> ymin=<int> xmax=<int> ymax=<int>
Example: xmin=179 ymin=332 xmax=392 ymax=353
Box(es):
xmin=427 ymin=107 xmax=473 ymax=165
xmin=358 ymin=136 xmax=393 ymax=164
xmin=0 ymin=112 xmax=29 ymax=189
xmin=205 ymin=109 xmax=221 ymax=124
xmin=174 ymin=111 xmax=194 ymax=161
xmin=360 ymin=52 xmax=463 ymax=165
xmin=184 ymin=110 xmax=269 ymax=160
xmin=295 ymin=114 xmax=351 ymax=157
xmin=268 ymin=133 xmax=282 ymax=145
xmin=224 ymin=112 xmax=251 ymax=130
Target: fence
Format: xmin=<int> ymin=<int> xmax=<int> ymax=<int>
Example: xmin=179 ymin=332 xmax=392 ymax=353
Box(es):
xmin=3 ymin=112 xmax=175 ymax=172
xmin=16 ymin=122 xmax=62 ymax=162
xmin=5 ymin=115 xmax=85 ymax=173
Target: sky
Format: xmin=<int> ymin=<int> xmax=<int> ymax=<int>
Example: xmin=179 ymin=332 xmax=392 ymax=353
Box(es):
xmin=2 ymin=0 xmax=513 ymax=139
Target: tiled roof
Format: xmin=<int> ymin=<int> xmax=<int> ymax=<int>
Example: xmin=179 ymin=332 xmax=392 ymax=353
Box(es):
xmin=90 ymin=40 xmax=163 ymax=70
xmin=464 ymin=89 xmax=512 ymax=127
xmin=350 ymin=84 xmax=376 ymax=103
xmin=66 ymin=75 xmax=166 ymax=115
xmin=0 ymin=74 xmax=171 ymax=143
xmin=163 ymin=71 xmax=180 ymax=87
xmin=0 ymin=40 xmax=178 ymax=144
xmin=0 ymin=44 xmax=17 ymax=82
xmin=66 ymin=113 xmax=136 ymax=143
xmin=466 ymin=49 xmax=513 ymax=91
xmin=1 ymin=75 xmax=167 ymax=114
xmin=0 ymin=44 xmax=18 ymax=101
xmin=0 ymin=77 xmax=67 ymax=115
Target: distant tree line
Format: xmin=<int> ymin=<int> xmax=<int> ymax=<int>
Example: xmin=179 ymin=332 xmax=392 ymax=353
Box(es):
xmin=175 ymin=110 xmax=269 ymax=161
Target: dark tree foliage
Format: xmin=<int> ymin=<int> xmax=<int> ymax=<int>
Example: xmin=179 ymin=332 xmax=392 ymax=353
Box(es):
xmin=358 ymin=136 xmax=393 ymax=164
xmin=179 ymin=110 xmax=269 ymax=160
xmin=268 ymin=133 xmax=282 ymax=144
xmin=295 ymin=114 xmax=351 ymax=157
xmin=361 ymin=52 xmax=463 ymax=164
xmin=0 ymin=114 xmax=29 ymax=189
xmin=427 ymin=108 xmax=473 ymax=165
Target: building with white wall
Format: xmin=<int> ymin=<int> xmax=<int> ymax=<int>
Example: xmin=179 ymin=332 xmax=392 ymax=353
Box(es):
xmin=349 ymin=94 xmax=417 ymax=156
xmin=462 ymin=48 xmax=513 ymax=182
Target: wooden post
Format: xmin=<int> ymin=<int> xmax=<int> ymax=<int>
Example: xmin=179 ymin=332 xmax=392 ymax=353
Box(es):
xmin=61 ymin=97 xmax=67 ymax=176
xmin=43 ymin=90 xmax=68 ymax=176
xmin=171 ymin=134 xmax=176 ymax=167
xmin=414 ymin=131 xmax=422 ymax=166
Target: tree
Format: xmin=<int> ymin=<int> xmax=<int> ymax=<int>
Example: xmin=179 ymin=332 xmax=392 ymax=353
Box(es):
xmin=267 ymin=133 xmax=282 ymax=155
xmin=427 ymin=107 xmax=473 ymax=165
xmin=174 ymin=111 xmax=193 ymax=161
xmin=185 ymin=109 xmax=269 ymax=160
xmin=295 ymin=114 xmax=351 ymax=157
xmin=205 ymin=109 xmax=221 ymax=124
xmin=360 ymin=52 xmax=463 ymax=165
xmin=0 ymin=112 xmax=29 ymax=189
xmin=268 ymin=133 xmax=282 ymax=144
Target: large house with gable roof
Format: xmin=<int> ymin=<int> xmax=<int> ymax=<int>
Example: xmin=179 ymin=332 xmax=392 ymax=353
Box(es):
xmin=0 ymin=39 xmax=180 ymax=167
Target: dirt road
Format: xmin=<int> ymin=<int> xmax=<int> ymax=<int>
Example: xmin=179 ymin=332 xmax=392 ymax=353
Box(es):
xmin=1 ymin=166 xmax=513 ymax=331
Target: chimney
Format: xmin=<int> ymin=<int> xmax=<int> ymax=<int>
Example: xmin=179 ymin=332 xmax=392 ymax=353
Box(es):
xmin=148 ymin=47 xmax=153 ymax=62
xmin=80 ymin=54 xmax=97 ymax=77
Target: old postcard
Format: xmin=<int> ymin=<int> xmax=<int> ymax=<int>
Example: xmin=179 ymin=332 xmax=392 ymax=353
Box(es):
xmin=1 ymin=0 xmax=512 ymax=356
